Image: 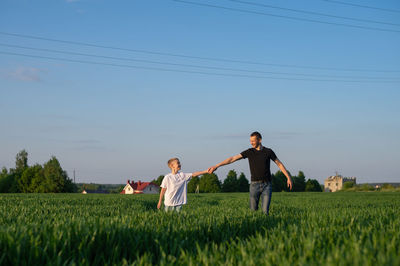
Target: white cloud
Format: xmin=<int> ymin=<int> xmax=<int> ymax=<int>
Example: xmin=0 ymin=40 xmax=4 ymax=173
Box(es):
xmin=2 ymin=67 xmax=44 ymax=82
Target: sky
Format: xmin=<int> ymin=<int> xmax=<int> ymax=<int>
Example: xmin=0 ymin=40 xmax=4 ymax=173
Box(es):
xmin=0 ymin=0 xmax=399 ymax=184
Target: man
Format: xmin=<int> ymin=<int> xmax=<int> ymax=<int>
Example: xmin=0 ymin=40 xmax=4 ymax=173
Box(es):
xmin=208 ymin=131 xmax=293 ymax=215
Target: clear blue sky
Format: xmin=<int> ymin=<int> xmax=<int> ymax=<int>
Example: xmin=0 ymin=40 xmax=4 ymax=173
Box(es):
xmin=1 ymin=0 xmax=399 ymax=184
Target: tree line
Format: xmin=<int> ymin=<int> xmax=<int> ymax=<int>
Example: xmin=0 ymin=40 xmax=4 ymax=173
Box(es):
xmin=0 ymin=150 xmax=76 ymax=193
xmin=1 ymin=150 xmax=322 ymax=193
xmin=152 ymin=170 xmax=322 ymax=193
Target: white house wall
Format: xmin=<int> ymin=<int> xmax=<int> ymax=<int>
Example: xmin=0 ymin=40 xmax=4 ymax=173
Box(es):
xmin=123 ymin=184 xmax=134 ymax=194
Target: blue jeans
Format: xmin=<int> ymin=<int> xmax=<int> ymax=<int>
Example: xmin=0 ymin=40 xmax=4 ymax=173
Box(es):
xmin=164 ymin=205 xmax=182 ymax=212
xmin=250 ymin=181 xmax=272 ymax=214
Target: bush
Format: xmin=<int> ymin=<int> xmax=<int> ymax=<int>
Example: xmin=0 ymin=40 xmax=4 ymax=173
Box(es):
xmin=305 ymin=179 xmax=322 ymax=192
xmin=342 ymin=181 xmax=355 ymax=190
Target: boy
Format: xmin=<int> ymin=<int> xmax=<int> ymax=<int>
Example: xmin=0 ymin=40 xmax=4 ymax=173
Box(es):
xmin=157 ymin=157 xmax=208 ymax=211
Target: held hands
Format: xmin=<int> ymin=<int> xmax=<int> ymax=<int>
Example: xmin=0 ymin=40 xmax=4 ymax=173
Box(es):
xmin=207 ymin=166 xmax=218 ymax=174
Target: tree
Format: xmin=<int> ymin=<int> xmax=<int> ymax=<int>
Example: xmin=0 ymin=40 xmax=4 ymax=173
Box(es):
xmin=110 ymin=185 xmax=125 ymax=194
xmin=30 ymin=167 xmax=47 ymax=193
xmin=5 ymin=150 xmax=30 ymax=193
xmin=188 ymin=176 xmax=200 ymax=193
xmin=293 ymin=171 xmax=306 ymax=192
xmin=0 ymin=169 xmax=15 ymax=193
xmin=305 ymin=179 xmax=322 ymax=192
xmin=43 ymin=157 xmax=64 ymax=192
xmin=272 ymin=171 xmax=287 ymax=192
xmin=64 ymin=176 xmax=77 ymax=193
xmin=15 ymin=150 xmax=28 ymax=171
xmin=152 ymin=175 xmax=164 ymax=186
xmin=342 ymin=181 xmax=355 ymax=190
xmin=0 ymin=167 xmax=9 ymax=192
xmin=18 ymin=164 xmax=43 ymax=193
xmin=43 ymin=156 xmax=75 ymax=192
xmin=222 ymin=170 xmax=239 ymax=192
xmin=1 ymin=151 xmax=76 ymax=193
xmin=199 ymin=173 xmax=221 ymax=193
xmin=238 ymin=172 xmax=249 ymax=192
xmin=381 ymin=183 xmax=395 ymax=190
xmin=359 ymin=184 xmax=374 ymax=191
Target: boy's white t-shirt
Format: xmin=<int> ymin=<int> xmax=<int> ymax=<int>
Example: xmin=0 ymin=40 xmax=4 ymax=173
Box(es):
xmin=161 ymin=172 xmax=193 ymax=206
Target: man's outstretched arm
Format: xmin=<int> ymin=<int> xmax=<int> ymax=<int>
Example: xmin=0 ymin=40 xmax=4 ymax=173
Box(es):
xmin=208 ymin=154 xmax=243 ymax=173
xmin=274 ymin=158 xmax=293 ymax=190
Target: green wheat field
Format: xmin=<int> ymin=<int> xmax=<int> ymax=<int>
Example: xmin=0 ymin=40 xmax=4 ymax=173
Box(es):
xmin=1 ymin=192 xmax=399 ymax=265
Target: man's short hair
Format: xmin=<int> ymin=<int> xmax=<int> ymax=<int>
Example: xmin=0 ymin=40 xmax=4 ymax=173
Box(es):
xmin=250 ymin=131 xmax=262 ymax=139
xmin=167 ymin=158 xmax=179 ymax=166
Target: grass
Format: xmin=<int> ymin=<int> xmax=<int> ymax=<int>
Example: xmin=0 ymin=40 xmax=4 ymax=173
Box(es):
xmin=0 ymin=192 xmax=399 ymax=265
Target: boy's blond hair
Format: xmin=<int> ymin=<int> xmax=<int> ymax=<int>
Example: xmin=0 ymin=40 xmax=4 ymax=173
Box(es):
xmin=167 ymin=158 xmax=179 ymax=167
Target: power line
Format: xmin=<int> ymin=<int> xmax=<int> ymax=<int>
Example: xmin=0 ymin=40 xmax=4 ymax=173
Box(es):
xmin=0 ymin=31 xmax=399 ymax=73
xmin=228 ymin=0 xmax=400 ymax=27
xmin=170 ymin=0 xmax=400 ymax=33
xmin=321 ymin=0 xmax=400 ymax=14
xmin=1 ymin=51 xmax=398 ymax=83
xmin=1 ymin=43 xmax=397 ymax=81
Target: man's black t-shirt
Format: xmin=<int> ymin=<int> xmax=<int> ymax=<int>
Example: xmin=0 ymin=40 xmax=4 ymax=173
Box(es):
xmin=240 ymin=147 xmax=277 ymax=182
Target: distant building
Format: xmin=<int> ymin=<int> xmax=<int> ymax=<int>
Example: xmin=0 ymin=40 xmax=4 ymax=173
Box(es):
xmin=324 ymin=175 xmax=356 ymax=192
xmin=120 ymin=179 xmax=159 ymax=194
xmin=82 ymin=189 xmax=109 ymax=194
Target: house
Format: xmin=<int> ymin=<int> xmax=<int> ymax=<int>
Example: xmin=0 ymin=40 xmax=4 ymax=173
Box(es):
xmin=120 ymin=179 xmax=159 ymax=194
xmin=82 ymin=189 xmax=109 ymax=194
xmin=324 ymin=175 xmax=356 ymax=192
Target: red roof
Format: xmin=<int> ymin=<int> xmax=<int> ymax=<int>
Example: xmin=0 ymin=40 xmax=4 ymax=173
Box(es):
xmin=121 ymin=180 xmax=159 ymax=193
xmin=133 ymin=181 xmax=158 ymax=191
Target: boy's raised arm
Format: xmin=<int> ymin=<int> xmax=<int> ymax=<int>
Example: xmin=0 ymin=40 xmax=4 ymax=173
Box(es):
xmin=192 ymin=170 xmax=208 ymax=177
